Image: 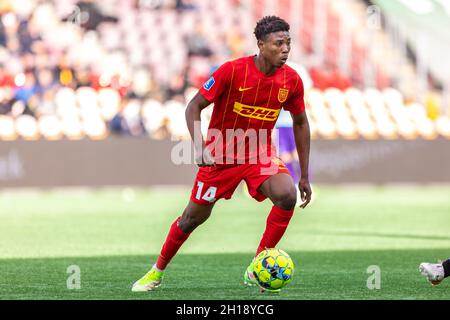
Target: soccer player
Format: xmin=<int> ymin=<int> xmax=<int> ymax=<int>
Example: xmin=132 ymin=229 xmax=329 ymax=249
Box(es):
xmin=132 ymin=16 xmax=312 ymax=293
xmin=419 ymin=259 xmax=450 ymax=286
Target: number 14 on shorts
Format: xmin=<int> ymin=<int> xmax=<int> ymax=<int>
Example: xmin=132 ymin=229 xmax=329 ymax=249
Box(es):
xmin=195 ymin=182 xmax=217 ymax=203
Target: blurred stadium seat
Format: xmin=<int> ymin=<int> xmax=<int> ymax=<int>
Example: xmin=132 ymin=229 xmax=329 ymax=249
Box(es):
xmin=141 ymin=98 xmax=166 ymax=138
xmin=15 ymin=114 xmax=40 ymax=140
xmin=38 ymin=115 xmax=63 ymax=140
xmin=0 ymin=115 xmax=17 ymax=140
xmin=165 ymin=99 xmax=190 ymax=140
xmin=98 ymin=87 xmax=121 ymax=120
xmin=61 ymin=117 xmax=84 ymax=140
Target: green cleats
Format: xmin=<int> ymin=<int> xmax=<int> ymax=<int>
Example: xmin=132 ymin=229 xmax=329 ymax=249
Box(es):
xmin=132 ymin=266 xmax=164 ymax=292
xmin=243 ymin=259 xmax=281 ymax=293
xmin=259 ymin=287 xmax=281 ymax=294
xmin=243 ymin=259 xmax=259 ymax=287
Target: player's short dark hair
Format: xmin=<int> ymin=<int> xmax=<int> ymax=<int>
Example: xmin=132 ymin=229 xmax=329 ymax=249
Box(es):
xmin=254 ymin=16 xmax=290 ymax=41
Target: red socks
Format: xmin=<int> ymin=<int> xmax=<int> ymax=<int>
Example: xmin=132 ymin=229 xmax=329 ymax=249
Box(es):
xmin=256 ymin=206 xmax=294 ymax=256
xmin=155 ymin=217 xmax=191 ymax=271
xmin=155 ymin=206 xmax=293 ymax=270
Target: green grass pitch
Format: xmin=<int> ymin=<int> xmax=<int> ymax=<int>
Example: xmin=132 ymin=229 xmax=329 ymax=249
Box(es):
xmin=0 ymin=185 xmax=449 ymax=300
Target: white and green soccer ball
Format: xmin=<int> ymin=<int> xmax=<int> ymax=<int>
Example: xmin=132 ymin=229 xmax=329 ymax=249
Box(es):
xmin=253 ymin=248 xmax=294 ymax=291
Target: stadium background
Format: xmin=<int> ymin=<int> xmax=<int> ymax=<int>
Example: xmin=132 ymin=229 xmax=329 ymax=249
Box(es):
xmin=0 ymin=0 xmax=449 ymax=300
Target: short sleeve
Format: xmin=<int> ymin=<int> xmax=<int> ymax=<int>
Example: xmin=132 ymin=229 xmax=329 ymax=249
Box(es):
xmin=283 ymin=74 xmax=305 ymax=115
xmin=199 ymin=62 xmax=232 ymax=103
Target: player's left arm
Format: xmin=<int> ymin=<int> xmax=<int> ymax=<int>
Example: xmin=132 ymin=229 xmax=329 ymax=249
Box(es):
xmin=291 ymin=111 xmax=312 ymax=209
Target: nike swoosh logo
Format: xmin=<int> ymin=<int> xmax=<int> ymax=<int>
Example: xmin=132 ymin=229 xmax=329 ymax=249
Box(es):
xmin=238 ymin=86 xmax=253 ymax=92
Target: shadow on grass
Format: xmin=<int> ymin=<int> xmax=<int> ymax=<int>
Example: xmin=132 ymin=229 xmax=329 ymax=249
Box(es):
xmin=0 ymin=248 xmax=449 ymax=300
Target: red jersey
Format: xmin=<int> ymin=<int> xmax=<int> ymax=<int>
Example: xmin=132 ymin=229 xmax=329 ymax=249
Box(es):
xmin=199 ymin=55 xmax=305 ymax=165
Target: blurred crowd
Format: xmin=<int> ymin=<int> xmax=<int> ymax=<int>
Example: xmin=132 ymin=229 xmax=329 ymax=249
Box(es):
xmin=0 ymin=0 xmax=447 ymax=141
xmin=0 ymin=0 xmax=246 ymax=140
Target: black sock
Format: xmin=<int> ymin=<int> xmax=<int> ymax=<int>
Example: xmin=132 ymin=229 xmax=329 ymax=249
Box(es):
xmin=443 ymin=259 xmax=450 ymax=278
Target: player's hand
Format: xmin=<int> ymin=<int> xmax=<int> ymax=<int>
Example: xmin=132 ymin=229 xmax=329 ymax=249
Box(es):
xmin=195 ymin=148 xmax=216 ymax=167
xmin=298 ymin=178 xmax=312 ymax=209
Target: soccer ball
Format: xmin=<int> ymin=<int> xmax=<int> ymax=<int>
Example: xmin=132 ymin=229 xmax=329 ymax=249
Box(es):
xmin=253 ymin=248 xmax=294 ymax=292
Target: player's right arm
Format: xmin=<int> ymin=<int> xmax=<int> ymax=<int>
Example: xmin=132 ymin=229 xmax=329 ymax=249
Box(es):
xmin=185 ymin=93 xmax=214 ymax=167
xmin=186 ymin=61 xmax=233 ymax=167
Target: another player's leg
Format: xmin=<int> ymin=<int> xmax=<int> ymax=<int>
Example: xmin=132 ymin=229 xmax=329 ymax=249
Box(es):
xmin=277 ymin=127 xmax=300 ymax=185
xmin=419 ymin=258 xmax=450 ymax=286
xmin=244 ymin=172 xmax=297 ymax=291
xmin=279 ymin=152 xmax=299 ymax=184
xmin=132 ymin=200 xmax=214 ymax=292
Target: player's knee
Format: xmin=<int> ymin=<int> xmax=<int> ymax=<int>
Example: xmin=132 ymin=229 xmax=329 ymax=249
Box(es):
xmin=178 ymin=215 xmax=197 ymax=233
xmin=272 ymin=190 xmax=297 ymax=211
xmin=179 ymin=215 xmax=200 ymax=233
xmin=278 ymin=196 xmax=296 ymax=211
xmin=179 ymin=209 xmax=210 ymax=233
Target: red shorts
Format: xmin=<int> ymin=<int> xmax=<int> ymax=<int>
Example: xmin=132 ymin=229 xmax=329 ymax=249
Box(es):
xmin=190 ymin=157 xmax=290 ymax=205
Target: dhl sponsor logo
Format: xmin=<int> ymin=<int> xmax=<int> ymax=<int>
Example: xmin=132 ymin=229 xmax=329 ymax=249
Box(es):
xmin=232 ymin=102 xmax=280 ymax=121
